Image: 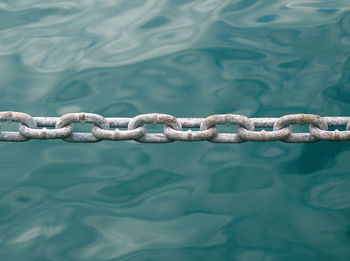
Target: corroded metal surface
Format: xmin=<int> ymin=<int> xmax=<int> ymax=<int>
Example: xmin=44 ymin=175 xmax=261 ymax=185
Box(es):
xmin=0 ymin=112 xmax=350 ymax=143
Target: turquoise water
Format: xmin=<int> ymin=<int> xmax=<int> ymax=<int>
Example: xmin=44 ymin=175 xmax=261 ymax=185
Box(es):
xmin=1 ymin=0 xmax=350 ymax=260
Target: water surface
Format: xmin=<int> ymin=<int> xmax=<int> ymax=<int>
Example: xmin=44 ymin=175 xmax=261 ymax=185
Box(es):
xmin=0 ymin=0 xmax=350 ymax=260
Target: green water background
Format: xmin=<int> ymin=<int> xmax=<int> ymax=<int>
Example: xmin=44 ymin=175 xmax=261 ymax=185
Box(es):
xmin=1 ymin=0 xmax=350 ymax=260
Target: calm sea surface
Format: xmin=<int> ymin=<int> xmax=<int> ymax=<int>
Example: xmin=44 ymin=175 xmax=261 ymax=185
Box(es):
xmin=1 ymin=0 xmax=350 ymax=260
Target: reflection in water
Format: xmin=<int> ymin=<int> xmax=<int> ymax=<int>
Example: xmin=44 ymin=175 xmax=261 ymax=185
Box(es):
xmin=0 ymin=0 xmax=350 ymax=260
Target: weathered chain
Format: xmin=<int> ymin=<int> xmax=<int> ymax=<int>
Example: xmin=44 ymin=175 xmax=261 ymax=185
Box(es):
xmin=1 ymin=111 xmax=350 ymax=143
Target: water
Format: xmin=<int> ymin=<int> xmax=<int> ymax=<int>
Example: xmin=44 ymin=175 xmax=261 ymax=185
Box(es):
xmin=0 ymin=0 xmax=350 ymax=260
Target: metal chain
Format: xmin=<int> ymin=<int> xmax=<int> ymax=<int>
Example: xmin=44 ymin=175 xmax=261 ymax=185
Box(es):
xmin=0 ymin=111 xmax=350 ymax=143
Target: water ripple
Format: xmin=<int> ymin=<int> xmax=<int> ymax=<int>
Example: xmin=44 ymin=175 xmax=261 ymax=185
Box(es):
xmin=1 ymin=0 xmax=350 ymax=260
xmin=75 ymin=213 xmax=231 ymax=260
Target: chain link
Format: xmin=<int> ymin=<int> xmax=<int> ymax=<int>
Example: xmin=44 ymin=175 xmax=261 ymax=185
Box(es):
xmin=56 ymin=112 xmax=109 ymax=142
xmin=0 ymin=111 xmax=37 ymax=141
xmin=1 ymin=111 xmax=350 ymax=143
xmin=200 ymin=114 xmax=253 ymax=143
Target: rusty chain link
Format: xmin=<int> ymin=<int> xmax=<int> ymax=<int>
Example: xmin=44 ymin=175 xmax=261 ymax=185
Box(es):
xmin=0 ymin=111 xmax=349 ymax=143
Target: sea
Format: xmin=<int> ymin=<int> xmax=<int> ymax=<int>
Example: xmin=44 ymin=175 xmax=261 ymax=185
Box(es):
xmin=0 ymin=0 xmax=350 ymax=260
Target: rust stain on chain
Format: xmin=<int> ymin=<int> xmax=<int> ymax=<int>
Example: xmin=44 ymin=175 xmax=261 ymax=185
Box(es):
xmin=0 ymin=111 xmax=350 ymax=143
